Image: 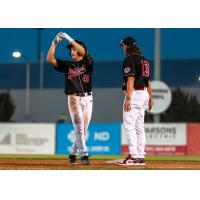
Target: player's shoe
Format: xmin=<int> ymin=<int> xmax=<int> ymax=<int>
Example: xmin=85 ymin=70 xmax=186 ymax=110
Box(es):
xmin=116 ymin=155 xmax=138 ymax=166
xmin=68 ymin=154 xmax=77 ymax=165
xmin=135 ymin=158 xmax=146 ymax=166
xmin=80 ymin=155 xmax=90 ymax=165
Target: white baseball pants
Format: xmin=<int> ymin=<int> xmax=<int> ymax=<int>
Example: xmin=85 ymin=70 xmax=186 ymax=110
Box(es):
xmin=68 ymin=94 xmax=93 ymax=157
xmin=123 ymin=89 xmax=149 ymax=158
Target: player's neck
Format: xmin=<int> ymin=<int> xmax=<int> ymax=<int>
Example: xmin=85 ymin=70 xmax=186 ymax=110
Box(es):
xmin=73 ymin=57 xmax=83 ymax=62
xmin=127 ymin=52 xmax=140 ymax=56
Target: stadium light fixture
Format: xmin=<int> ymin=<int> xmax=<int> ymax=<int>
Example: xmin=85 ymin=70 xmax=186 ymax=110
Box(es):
xmin=12 ymin=51 xmax=21 ymax=58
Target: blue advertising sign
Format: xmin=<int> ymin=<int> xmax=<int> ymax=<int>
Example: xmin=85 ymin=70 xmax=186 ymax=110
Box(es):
xmin=56 ymin=123 xmax=121 ymax=155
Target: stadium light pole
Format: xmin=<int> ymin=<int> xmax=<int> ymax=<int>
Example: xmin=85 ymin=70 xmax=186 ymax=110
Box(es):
xmin=12 ymin=51 xmax=30 ymax=120
xmin=36 ymin=28 xmax=44 ymax=121
xmin=154 ymin=28 xmax=161 ymax=123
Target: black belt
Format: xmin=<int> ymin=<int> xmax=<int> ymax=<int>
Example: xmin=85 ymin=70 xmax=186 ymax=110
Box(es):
xmin=72 ymin=92 xmax=92 ymax=97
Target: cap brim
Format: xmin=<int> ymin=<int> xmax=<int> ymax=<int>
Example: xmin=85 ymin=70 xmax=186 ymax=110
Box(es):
xmin=66 ymin=44 xmax=72 ymax=49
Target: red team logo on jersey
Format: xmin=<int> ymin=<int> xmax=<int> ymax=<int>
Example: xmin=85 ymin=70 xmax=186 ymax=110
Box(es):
xmin=141 ymin=60 xmax=150 ymax=77
xmin=68 ymin=65 xmax=86 ymax=80
xmin=82 ymin=75 xmax=90 ymax=83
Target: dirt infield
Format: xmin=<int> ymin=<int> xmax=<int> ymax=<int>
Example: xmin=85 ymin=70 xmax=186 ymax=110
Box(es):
xmin=1 ymin=158 xmax=200 ymax=170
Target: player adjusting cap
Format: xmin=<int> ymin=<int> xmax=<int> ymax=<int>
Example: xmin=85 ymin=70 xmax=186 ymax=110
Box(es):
xmin=66 ymin=40 xmax=87 ymax=50
xmin=120 ymin=37 xmax=137 ymax=47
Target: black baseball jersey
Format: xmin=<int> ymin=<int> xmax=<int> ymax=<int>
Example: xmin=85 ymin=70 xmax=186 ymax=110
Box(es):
xmin=122 ymin=53 xmax=150 ymax=91
xmin=54 ymin=52 xmax=93 ymax=95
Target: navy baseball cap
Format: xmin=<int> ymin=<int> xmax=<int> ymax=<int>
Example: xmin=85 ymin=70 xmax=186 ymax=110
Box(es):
xmin=66 ymin=40 xmax=87 ymax=50
xmin=120 ymin=37 xmax=137 ymax=47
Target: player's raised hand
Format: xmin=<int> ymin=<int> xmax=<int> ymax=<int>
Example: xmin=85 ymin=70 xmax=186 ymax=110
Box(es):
xmin=52 ymin=32 xmax=63 ymax=45
xmin=59 ymin=32 xmax=74 ymax=43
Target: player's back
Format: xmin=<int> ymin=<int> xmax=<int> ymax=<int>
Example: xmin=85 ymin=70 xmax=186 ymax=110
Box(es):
xmin=129 ymin=53 xmax=150 ymax=88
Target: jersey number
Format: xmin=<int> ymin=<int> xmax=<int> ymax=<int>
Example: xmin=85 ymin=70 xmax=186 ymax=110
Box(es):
xmin=141 ymin=60 xmax=150 ymax=77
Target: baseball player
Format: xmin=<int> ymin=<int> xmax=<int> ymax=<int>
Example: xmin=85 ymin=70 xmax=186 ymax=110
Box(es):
xmin=117 ymin=37 xmax=152 ymax=166
xmin=47 ymin=32 xmax=94 ymax=165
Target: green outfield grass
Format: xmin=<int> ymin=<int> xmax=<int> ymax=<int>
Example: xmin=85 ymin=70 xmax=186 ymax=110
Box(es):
xmin=0 ymin=154 xmax=200 ymax=162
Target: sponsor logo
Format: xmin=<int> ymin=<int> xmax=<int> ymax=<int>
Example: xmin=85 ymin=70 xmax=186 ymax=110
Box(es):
xmin=88 ymin=146 xmax=110 ymax=152
xmin=145 ymin=127 xmax=176 ymax=140
xmin=16 ymin=134 xmax=49 ymax=146
xmin=0 ymin=134 xmax=11 ymax=145
xmin=67 ymin=130 xmax=89 ymax=143
xmin=94 ymin=131 xmax=110 ymax=141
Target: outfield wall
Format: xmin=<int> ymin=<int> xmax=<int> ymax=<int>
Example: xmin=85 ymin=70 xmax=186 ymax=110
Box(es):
xmin=0 ymin=123 xmax=55 ymax=154
xmin=0 ymin=123 xmax=199 ymax=155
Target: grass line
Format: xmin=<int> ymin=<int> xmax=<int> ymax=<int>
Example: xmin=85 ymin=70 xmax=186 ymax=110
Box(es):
xmin=0 ymin=154 xmax=200 ymax=161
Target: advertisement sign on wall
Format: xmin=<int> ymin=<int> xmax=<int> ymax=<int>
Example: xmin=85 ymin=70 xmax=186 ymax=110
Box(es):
xmin=187 ymin=123 xmax=200 ymax=155
xmin=150 ymin=81 xmax=172 ymax=114
xmin=56 ymin=123 xmax=121 ymax=155
xmin=122 ymin=123 xmax=187 ymax=155
xmin=0 ymin=123 xmax=55 ymax=154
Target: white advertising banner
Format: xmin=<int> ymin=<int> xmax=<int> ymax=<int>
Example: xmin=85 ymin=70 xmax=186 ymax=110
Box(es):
xmin=0 ymin=123 xmax=55 ymax=154
xmin=122 ymin=123 xmax=187 ymax=145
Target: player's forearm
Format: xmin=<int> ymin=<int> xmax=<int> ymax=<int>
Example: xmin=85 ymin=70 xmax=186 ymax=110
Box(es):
xmin=126 ymin=77 xmax=135 ymax=99
xmin=47 ymin=43 xmax=57 ymax=65
xmin=147 ymin=80 xmax=152 ymax=98
xmin=71 ymin=40 xmax=85 ymax=56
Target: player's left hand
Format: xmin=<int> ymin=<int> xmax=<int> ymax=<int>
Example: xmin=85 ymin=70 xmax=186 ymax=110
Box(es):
xmin=124 ymin=99 xmax=131 ymax=112
xmin=52 ymin=32 xmax=63 ymax=45
xmin=59 ymin=32 xmax=74 ymax=43
xmin=148 ymin=97 xmax=153 ymax=110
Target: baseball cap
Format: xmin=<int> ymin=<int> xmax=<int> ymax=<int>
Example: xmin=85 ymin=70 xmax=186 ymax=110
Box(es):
xmin=66 ymin=40 xmax=87 ymax=50
xmin=120 ymin=37 xmax=137 ymax=47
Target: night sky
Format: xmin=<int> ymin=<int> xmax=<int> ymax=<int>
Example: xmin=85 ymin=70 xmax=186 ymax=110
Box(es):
xmin=1 ymin=28 xmax=200 ymax=63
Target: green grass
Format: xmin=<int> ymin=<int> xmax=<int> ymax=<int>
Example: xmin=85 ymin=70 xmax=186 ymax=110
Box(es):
xmin=146 ymin=156 xmax=200 ymax=162
xmin=0 ymin=154 xmax=200 ymax=162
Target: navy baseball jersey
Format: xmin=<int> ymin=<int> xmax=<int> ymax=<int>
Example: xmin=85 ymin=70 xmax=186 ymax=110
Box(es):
xmin=54 ymin=52 xmax=93 ymax=95
xmin=122 ymin=53 xmax=150 ymax=91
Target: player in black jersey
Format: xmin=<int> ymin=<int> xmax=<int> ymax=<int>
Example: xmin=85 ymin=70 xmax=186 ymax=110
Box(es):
xmin=117 ymin=37 xmax=152 ymax=166
xmin=47 ymin=32 xmax=93 ymax=165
